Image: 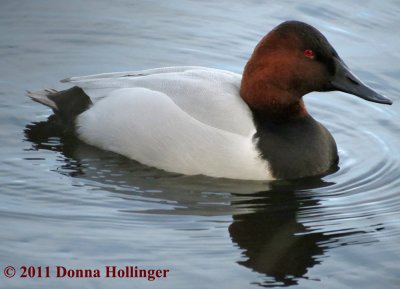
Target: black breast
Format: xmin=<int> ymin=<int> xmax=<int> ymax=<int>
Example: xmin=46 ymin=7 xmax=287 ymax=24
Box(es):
xmin=253 ymin=115 xmax=338 ymax=179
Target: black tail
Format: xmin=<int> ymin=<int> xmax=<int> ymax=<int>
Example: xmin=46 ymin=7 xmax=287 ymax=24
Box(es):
xmin=27 ymin=86 xmax=93 ymax=125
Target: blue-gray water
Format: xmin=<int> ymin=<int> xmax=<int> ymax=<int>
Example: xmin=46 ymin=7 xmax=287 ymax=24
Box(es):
xmin=1 ymin=1 xmax=400 ymax=288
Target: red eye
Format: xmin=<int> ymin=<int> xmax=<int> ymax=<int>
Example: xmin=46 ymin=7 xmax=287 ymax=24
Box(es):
xmin=304 ymin=49 xmax=314 ymax=58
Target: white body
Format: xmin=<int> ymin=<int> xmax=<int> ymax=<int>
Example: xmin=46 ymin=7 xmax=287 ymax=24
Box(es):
xmin=62 ymin=66 xmax=273 ymax=180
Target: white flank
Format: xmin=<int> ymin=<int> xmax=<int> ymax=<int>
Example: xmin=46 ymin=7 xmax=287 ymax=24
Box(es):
xmin=65 ymin=67 xmax=272 ymax=180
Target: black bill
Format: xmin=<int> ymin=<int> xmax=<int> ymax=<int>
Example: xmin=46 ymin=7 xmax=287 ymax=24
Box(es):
xmin=330 ymin=57 xmax=392 ymax=105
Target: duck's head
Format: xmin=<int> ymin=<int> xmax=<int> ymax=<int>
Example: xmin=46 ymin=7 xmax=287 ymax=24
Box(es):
xmin=241 ymin=21 xmax=392 ymax=120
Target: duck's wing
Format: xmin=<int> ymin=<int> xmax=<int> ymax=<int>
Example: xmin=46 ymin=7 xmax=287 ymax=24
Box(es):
xmin=62 ymin=66 xmax=254 ymax=137
xmin=62 ymin=66 xmax=204 ymax=83
xmin=76 ymin=86 xmax=270 ymax=180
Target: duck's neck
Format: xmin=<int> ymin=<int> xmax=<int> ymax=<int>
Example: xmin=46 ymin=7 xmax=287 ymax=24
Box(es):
xmin=240 ymin=72 xmax=338 ymax=179
xmin=250 ymin=98 xmax=309 ymax=124
xmin=240 ymin=59 xmax=311 ymax=123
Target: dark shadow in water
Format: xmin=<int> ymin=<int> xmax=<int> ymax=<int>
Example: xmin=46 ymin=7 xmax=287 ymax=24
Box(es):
xmin=230 ymin=181 xmax=330 ymax=287
xmin=24 ymin=119 xmax=368 ymax=287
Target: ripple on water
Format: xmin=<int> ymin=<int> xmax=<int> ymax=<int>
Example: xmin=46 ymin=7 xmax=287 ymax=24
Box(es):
xmin=2 ymin=1 xmax=400 ymax=287
xmin=298 ymin=95 xmax=400 ymax=245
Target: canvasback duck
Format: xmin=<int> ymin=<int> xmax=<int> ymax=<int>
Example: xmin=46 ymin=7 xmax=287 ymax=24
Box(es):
xmin=27 ymin=21 xmax=392 ymax=180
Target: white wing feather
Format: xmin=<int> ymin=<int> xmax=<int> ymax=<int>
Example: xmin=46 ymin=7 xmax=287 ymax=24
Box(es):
xmin=69 ymin=67 xmax=271 ymax=180
xmin=65 ymin=66 xmax=253 ymax=136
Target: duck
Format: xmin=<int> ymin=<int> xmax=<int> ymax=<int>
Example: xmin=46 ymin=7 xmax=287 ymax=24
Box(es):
xmin=27 ymin=21 xmax=392 ymax=180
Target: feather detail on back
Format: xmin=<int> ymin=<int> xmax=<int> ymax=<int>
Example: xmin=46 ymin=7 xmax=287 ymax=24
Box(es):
xmin=63 ymin=66 xmax=254 ymax=137
xmin=26 ymin=89 xmax=58 ymax=110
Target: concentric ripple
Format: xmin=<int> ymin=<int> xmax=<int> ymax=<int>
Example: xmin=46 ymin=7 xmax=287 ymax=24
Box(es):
xmin=295 ymin=95 xmax=400 ymax=242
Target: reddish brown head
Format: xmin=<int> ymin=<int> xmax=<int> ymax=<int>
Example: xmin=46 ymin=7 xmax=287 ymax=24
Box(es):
xmin=240 ymin=21 xmax=391 ymax=122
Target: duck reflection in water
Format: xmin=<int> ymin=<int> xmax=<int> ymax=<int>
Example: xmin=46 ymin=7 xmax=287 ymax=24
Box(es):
xmin=25 ymin=120 xmax=363 ymax=287
xmin=230 ymin=181 xmax=333 ymax=287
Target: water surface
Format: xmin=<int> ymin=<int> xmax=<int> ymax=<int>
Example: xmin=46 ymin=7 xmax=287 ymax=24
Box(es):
xmin=1 ymin=1 xmax=400 ymax=288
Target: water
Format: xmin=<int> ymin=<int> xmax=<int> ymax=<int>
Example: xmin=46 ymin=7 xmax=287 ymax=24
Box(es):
xmin=1 ymin=0 xmax=400 ymax=288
